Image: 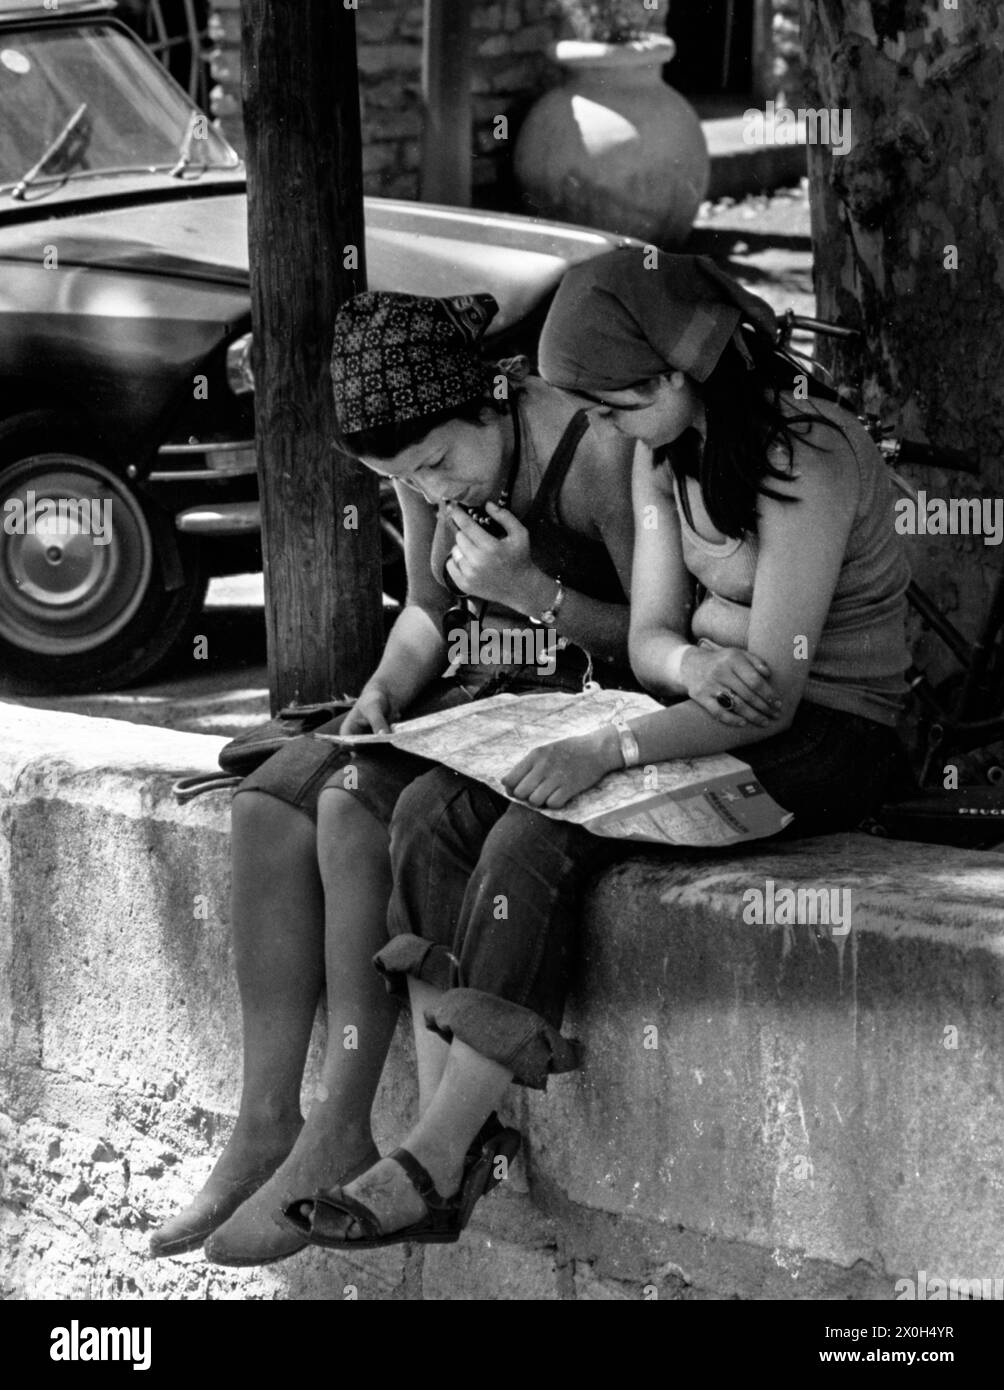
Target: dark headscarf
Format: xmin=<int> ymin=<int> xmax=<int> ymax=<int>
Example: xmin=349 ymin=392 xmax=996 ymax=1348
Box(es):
xmin=331 ymin=291 xmax=498 ymax=435
xmin=538 ymin=248 xmax=778 ymax=392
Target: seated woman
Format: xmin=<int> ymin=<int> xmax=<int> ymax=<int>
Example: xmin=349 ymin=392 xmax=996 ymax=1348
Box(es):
xmin=149 ymin=289 xmax=637 ymax=1263
xmin=279 ymin=251 xmax=910 ymax=1249
xmin=509 ymin=249 xmax=911 ymax=817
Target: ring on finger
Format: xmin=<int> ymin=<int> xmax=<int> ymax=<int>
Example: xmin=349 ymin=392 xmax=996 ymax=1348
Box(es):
xmin=715 ymin=690 xmax=736 ymax=712
xmin=451 ymin=545 xmax=462 ymax=565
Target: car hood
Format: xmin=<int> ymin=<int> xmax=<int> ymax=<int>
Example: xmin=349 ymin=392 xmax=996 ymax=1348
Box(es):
xmin=365 ymin=200 xmax=634 ymax=332
xmin=0 ymin=193 xmax=250 ymax=286
xmin=0 ymin=192 xmax=634 ymax=329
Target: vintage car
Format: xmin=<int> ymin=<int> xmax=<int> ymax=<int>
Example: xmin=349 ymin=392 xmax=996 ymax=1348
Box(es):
xmin=0 ymin=0 xmax=634 ymax=690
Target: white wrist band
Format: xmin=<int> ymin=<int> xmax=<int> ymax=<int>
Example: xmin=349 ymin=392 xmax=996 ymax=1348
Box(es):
xmin=666 ymin=642 xmax=698 ymax=688
xmin=610 ymin=713 xmax=640 ymax=769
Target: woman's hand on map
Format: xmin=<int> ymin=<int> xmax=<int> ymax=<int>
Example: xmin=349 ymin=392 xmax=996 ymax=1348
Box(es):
xmin=503 ymin=727 xmax=621 ymax=809
xmin=445 ymin=502 xmax=538 ymax=610
xmin=342 ymin=683 xmax=397 ymax=735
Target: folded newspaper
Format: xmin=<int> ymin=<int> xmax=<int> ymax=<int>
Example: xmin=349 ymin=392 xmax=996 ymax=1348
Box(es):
xmin=318 ymin=688 xmax=793 ymax=847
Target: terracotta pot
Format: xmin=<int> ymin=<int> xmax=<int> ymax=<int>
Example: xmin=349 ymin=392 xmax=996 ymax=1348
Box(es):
xmin=514 ymin=36 xmax=709 ymax=247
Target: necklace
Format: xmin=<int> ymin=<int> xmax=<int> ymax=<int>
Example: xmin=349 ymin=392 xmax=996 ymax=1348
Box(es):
xmin=456 ymin=392 xmax=522 ymax=534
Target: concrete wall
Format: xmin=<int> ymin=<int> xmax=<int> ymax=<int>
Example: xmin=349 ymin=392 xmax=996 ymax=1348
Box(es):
xmin=2 ymin=704 xmax=1002 ymax=1300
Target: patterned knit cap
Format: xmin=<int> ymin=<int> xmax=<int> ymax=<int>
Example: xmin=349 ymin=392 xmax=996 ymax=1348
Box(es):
xmin=331 ymin=291 xmax=499 ymax=436
xmin=538 ymin=248 xmax=778 ymax=391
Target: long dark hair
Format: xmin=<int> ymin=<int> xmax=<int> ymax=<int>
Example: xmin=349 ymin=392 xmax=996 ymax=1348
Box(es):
xmin=667 ymin=328 xmax=845 ymax=538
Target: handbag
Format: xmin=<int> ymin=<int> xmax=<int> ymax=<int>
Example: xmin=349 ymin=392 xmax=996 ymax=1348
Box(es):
xmin=865 ymin=785 xmax=1004 ymax=849
xmin=171 ymin=699 xmax=354 ymax=803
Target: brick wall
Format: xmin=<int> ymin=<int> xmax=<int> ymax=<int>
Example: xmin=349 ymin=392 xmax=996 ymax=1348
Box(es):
xmin=772 ymin=0 xmax=808 ymax=105
xmin=208 ymin=0 xmax=576 ymax=206
xmin=206 ymin=1 xmax=803 ymax=204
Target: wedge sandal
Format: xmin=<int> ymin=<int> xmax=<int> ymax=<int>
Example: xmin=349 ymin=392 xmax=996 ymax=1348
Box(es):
xmin=280 ymin=1119 xmax=521 ymax=1251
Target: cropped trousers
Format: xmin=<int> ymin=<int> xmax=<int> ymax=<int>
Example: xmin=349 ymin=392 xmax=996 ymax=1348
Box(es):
xmin=372 ymin=700 xmax=903 ymax=1087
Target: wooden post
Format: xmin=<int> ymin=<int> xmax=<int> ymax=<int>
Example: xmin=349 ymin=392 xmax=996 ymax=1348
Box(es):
xmin=420 ymin=0 xmax=473 ymax=206
xmin=241 ymin=0 xmax=383 ymax=712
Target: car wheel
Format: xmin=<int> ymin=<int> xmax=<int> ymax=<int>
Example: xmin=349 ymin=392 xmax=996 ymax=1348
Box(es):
xmin=0 ymin=412 xmax=207 ymax=693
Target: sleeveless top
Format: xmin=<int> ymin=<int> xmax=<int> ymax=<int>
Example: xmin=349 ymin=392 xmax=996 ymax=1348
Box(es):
xmin=670 ymin=395 xmax=910 ymax=726
xmin=430 ymin=396 xmax=634 ymax=689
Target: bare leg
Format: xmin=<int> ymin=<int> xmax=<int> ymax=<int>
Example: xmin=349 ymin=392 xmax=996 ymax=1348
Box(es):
xmin=205 ymin=788 xmax=401 ymax=1262
xmin=409 ymin=978 xmax=451 ymax=1114
xmin=313 ymin=1039 xmax=511 ymax=1240
xmin=151 ymin=791 xmax=324 ymax=1254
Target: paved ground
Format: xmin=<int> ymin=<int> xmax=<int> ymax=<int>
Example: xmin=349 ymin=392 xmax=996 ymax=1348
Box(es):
xmin=0 ymin=575 xmax=273 ymax=738
xmin=691 ymin=178 xmax=814 ymax=322
xmin=0 ymin=185 xmax=815 ymax=738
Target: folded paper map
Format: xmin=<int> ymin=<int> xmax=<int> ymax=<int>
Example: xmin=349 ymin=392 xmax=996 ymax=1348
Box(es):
xmin=318 ymin=688 xmax=793 ymax=847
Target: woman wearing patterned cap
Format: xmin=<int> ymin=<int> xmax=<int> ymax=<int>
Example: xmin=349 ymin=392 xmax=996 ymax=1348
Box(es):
xmin=496 ymin=246 xmax=910 ymax=820
xmin=321 ymin=249 xmax=911 ymax=1250
xmin=151 ymin=288 xmax=640 ymax=1261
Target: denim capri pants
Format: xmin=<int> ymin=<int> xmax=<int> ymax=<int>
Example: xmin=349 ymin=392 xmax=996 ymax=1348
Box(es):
xmin=372 ymin=700 xmax=905 ymax=1090
xmin=234 ymin=678 xmax=471 ymax=826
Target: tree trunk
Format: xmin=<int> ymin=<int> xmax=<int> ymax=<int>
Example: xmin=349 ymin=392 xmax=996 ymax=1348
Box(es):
xmin=801 ymin=0 xmax=1004 ymax=659
xmin=242 ymin=0 xmax=383 ymax=712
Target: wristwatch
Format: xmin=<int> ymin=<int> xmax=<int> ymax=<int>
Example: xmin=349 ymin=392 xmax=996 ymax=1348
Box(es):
xmin=531 ymin=577 xmax=565 ymax=626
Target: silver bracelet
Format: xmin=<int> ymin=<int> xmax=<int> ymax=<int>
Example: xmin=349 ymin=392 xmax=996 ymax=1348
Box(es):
xmin=532 ymin=578 xmax=565 ymax=626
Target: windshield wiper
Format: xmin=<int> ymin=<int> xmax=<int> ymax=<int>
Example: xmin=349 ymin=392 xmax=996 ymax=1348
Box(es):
xmin=169 ymin=110 xmax=209 ymax=179
xmin=10 ymin=103 xmax=90 ymax=201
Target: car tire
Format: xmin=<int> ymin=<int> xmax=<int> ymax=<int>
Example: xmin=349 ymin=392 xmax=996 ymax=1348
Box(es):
xmin=0 ymin=411 xmax=207 ymax=693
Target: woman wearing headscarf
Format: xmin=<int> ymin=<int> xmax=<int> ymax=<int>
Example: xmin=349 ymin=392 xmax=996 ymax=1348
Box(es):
xmin=275 ymin=253 xmax=909 ymax=1253
xmin=494 ymin=246 xmax=912 ymax=813
xmin=298 ymin=250 xmax=913 ymax=1248
xmin=149 ymin=289 xmax=641 ymax=1262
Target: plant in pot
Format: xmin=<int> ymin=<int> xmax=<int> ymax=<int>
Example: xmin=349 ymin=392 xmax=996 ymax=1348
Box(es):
xmin=513 ymin=1 xmax=710 ymax=247
xmin=559 ymin=1 xmax=659 ymax=43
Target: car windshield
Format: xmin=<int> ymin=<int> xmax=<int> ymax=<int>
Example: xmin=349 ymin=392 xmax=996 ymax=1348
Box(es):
xmin=0 ymin=21 xmax=238 ymax=191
